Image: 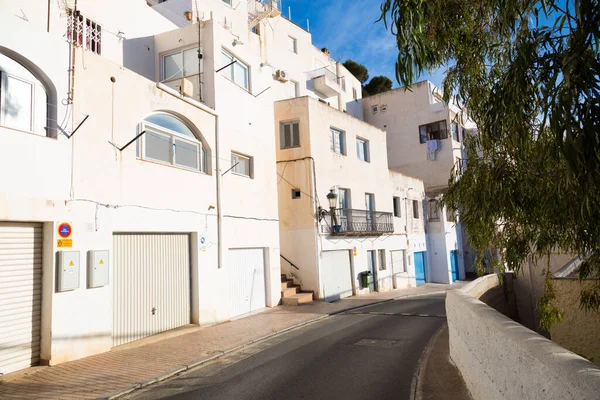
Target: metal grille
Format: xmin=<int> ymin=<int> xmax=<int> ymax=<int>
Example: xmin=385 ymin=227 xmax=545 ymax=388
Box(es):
xmin=354 ymin=339 xmax=398 ymax=348
xmin=66 ymin=11 xmax=102 ymax=55
xmin=323 ymin=209 xmax=394 ymax=236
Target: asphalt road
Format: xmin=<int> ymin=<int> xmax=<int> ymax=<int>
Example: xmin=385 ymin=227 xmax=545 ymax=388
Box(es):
xmin=125 ymin=294 xmax=447 ymax=400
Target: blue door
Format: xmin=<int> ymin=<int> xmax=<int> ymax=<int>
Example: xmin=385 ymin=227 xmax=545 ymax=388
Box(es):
xmin=450 ymin=250 xmax=458 ymax=282
xmin=414 ymin=251 xmax=426 ymax=285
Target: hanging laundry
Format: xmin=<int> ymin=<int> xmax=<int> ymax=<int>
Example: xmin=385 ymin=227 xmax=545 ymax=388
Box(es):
xmin=426 ymin=139 xmax=439 ymax=153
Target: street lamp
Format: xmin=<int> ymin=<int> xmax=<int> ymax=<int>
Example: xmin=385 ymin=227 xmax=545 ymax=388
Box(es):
xmin=326 ymin=189 xmax=339 ymax=232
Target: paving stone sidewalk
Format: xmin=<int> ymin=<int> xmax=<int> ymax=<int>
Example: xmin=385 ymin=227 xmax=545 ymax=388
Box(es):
xmin=0 ymin=282 xmax=463 ymax=400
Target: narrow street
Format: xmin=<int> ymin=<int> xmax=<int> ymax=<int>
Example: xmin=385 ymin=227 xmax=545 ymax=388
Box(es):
xmin=125 ymin=294 xmax=447 ymax=400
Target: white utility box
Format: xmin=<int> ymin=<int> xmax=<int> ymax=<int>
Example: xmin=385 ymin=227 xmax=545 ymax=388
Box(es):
xmin=57 ymin=251 xmax=80 ymax=292
xmin=88 ymin=250 xmax=109 ymax=288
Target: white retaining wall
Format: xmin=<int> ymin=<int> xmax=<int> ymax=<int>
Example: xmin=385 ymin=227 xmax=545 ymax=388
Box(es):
xmin=447 ymin=274 xmax=600 ymax=400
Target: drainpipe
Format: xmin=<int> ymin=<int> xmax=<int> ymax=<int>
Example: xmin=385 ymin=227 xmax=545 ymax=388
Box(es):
xmin=157 ymin=83 xmax=222 ymax=269
xmin=335 ymin=62 xmax=343 ymax=112
xmin=47 ymin=0 xmax=51 ymax=32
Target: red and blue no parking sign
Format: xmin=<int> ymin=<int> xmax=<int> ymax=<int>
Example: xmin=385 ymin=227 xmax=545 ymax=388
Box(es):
xmin=58 ymin=222 xmax=72 ymax=239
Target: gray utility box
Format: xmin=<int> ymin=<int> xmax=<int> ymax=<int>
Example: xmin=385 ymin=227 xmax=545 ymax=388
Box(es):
xmin=57 ymin=251 xmax=80 ymax=292
xmin=87 ymin=250 xmax=109 ymax=288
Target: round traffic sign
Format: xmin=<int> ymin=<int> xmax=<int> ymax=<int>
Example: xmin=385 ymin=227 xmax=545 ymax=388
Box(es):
xmin=58 ymin=223 xmax=72 ymax=238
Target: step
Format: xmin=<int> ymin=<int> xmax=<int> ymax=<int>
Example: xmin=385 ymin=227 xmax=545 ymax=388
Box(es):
xmin=280 ymin=280 xmax=295 ymax=290
xmin=280 ymin=274 xmax=287 ymax=282
xmin=282 ymin=292 xmax=313 ymax=306
xmin=281 ymin=286 xmax=298 ymax=298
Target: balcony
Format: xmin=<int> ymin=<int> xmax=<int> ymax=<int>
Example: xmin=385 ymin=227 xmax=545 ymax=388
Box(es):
xmin=307 ymin=67 xmax=343 ymax=97
xmin=322 ymin=209 xmax=394 ymax=236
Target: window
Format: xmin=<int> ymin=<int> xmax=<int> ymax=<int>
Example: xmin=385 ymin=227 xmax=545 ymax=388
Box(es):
xmin=330 ymin=127 xmax=346 ymax=155
xmin=287 ymin=36 xmax=297 ymax=53
xmin=137 ymin=113 xmax=208 ymax=172
xmin=356 ymin=137 xmax=369 ymax=162
xmin=393 ymin=197 xmax=401 ymax=217
xmin=163 ymin=47 xmax=200 ymax=81
xmin=222 ymin=0 xmax=232 ymax=5
xmin=292 ymin=189 xmax=301 ymax=199
xmin=372 ymin=105 xmax=378 ymax=114
xmin=338 ymin=188 xmax=350 ymax=209
xmin=419 ymin=120 xmax=448 ymax=143
xmin=231 ymin=152 xmax=252 ymax=178
xmin=378 ymin=250 xmax=386 ymax=270
xmin=280 ymin=121 xmax=300 ymax=149
xmin=353 ymin=87 xmax=358 ymax=100
xmin=0 ymin=52 xmax=49 ymax=136
xmin=221 ymin=50 xmax=249 ymax=90
xmin=67 ymin=11 xmax=101 ymax=55
xmin=381 ymin=105 xmax=388 ymax=112
xmin=341 ymin=77 xmax=346 ymax=92
xmin=428 ymin=200 xmax=440 ymax=221
xmin=287 ymin=80 xmax=299 ymax=98
xmin=451 ymin=122 xmax=460 ymax=142
xmin=412 ymin=200 xmax=420 ymax=219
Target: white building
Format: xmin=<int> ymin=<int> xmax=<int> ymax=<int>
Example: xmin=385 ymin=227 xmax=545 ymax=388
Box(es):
xmin=0 ymin=0 xmax=283 ymax=375
xmin=275 ymin=96 xmax=427 ymax=301
xmin=362 ymin=81 xmax=475 ymax=283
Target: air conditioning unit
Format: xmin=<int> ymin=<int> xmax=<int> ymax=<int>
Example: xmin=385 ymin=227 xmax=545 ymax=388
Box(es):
xmin=180 ymin=78 xmax=194 ymax=98
xmin=275 ymin=69 xmax=289 ymax=82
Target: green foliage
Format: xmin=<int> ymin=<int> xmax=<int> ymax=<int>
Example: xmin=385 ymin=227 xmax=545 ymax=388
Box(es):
xmin=363 ymin=76 xmax=393 ymax=96
xmin=380 ymin=0 xmax=600 ymax=328
xmin=343 ymin=59 xmax=369 ymax=84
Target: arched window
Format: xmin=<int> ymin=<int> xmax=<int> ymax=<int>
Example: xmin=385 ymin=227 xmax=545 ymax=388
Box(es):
xmin=137 ymin=112 xmax=209 ymax=173
xmin=0 ymin=52 xmax=49 ymax=136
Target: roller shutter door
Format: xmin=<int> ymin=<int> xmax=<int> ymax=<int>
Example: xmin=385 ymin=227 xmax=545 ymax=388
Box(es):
xmin=229 ymin=249 xmax=266 ymax=318
xmin=0 ymin=222 xmax=42 ymax=375
xmin=112 ymin=233 xmax=191 ymax=347
xmin=322 ymin=250 xmax=353 ymax=302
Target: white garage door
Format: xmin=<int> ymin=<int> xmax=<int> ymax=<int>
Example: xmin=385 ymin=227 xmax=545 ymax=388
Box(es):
xmin=321 ymin=250 xmax=353 ymax=302
xmin=229 ymin=249 xmax=266 ymax=318
xmin=113 ymin=233 xmax=191 ymax=347
xmin=0 ymin=222 xmax=42 ymax=375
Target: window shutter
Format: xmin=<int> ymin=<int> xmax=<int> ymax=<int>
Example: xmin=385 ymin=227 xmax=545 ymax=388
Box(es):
xmin=283 ymin=123 xmax=291 ymax=148
xmin=329 ymin=129 xmax=335 ymax=151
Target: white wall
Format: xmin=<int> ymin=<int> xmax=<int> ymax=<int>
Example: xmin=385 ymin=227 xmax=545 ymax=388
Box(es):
xmin=274 ymin=97 xmax=427 ymax=298
xmin=362 ymin=81 xmax=463 ymax=195
xmin=447 ymin=275 xmax=600 ymax=400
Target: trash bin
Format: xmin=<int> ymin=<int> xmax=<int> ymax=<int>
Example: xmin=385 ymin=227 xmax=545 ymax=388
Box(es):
xmin=360 ymin=271 xmax=372 ymax=289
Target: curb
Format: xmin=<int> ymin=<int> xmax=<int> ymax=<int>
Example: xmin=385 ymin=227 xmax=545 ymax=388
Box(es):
xmin=102 ymin=289 xmax=449 ymax=399
xmin=410 ymin=322 xmax=447 ymax=400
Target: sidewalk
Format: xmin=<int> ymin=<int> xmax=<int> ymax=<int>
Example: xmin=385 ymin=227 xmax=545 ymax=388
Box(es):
xmin=0 ymin=282 xmax=463 ymax=400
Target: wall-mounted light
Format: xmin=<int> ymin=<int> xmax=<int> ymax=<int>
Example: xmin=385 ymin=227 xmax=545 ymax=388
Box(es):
xmin=232 ymin=39 xmax=244 ymax=46
xmin=326 ymin=189 xmax=339 ymax=232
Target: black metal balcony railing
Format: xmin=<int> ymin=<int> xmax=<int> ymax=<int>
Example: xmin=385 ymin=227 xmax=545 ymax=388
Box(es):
xmin=323 ymin=208 xmax=394 ymax=236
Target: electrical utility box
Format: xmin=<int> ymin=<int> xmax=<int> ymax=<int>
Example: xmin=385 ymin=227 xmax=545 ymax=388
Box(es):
xmin=88 ymin=250 xmax=109 ymax=288
xmin=57 ymin=251 xmax=80 ymax=292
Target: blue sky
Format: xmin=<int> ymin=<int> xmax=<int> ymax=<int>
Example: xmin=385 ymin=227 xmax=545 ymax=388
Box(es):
xmin=281 ymin=0 xmax=445 ymax=88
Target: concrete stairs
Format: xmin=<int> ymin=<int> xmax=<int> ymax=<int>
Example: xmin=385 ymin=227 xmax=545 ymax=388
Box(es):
xmin=281 ymin=274 xmax=313 ymax=305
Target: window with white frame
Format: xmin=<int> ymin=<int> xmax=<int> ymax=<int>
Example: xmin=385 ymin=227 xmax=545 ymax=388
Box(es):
xmin=231 ymin=151 xmax=253 ymax=178
xmin=378 ymin=249 xmax=386 ymax=270
xmin=221 ymin=50 xmax=249 ymax=90
xmin=356 ymin=137 xmax=369 ymax=162
xmin=0 ymin=52 xmax=49 ymax=136
xmin=280 ymin=121 xmax=300 ymax=149
xmin=413 ymin=200 xmax=420 ymax=219
xmin=372 ymin=105 xmax=378 ymax=114
xmin=341 ymin=77 xmax=346 ymax=92
xmin=446 ymin=206 xmax=457 ymax=222
xmin=451 ymin=122 xmax=460 ymax=142
xmin=136 ymin=113 xmax=208 ymax=172
xmin=353 ymin=87 xmax=358 ymax=100
xmin=288 ymin=36 xmax=297 ymax=53
xmin=287 ymin=80 xmax=299 ymax=98
xmin=330 ymin=127 xmax=346 ymax=155
xmin=428 ymin=200 xmax=440 ymax=221
xmin=66 ymin=11 xmax=102 ymax=55
xmin=162 ymin=47 xmax=201 ymax=81
xmin=393 ymin=197 xmax=401 ymax=217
